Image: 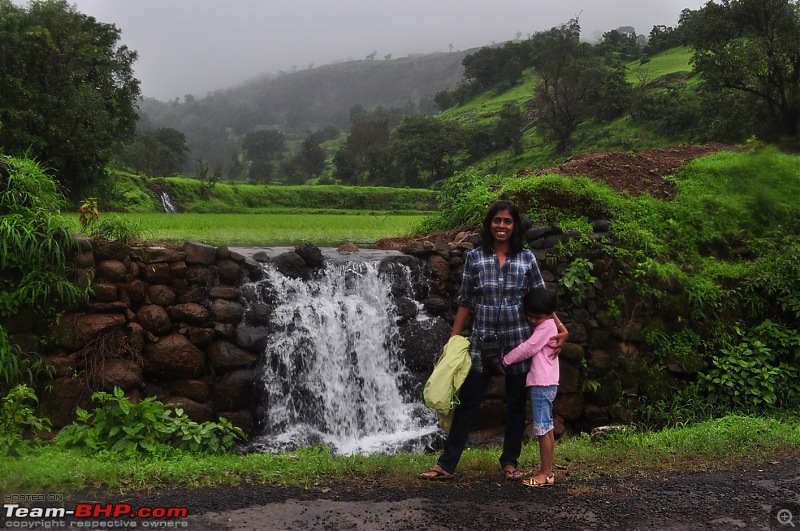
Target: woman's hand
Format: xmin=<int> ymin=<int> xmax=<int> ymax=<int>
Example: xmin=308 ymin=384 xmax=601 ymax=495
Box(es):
xmin=550 ymin=313 xmax=569 ymax=358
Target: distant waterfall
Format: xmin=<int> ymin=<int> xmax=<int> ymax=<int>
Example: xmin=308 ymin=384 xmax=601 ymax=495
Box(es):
xmin=159 ymin=191 xmax=177 ymax=213
xmin=246 ymin=260 xmax=438 ymax=455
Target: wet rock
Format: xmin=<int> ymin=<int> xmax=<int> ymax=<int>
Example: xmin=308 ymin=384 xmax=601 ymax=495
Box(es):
xmin=142 ymin=333 xmax=207 ymax=378
xmin=136 ymin=304 xmax=172 ymax=335
xmin=184 ymin=241 xmax=217 ymax=265
xmin=170 ymin=302 xmax=211 ymax=324
xmin=295 ymin=243 xmax=325 ymax=269
xmin=273 ymin=251 xmax=310 ymax=280
xmin=208 ymin=340 xmax=259 ymax=370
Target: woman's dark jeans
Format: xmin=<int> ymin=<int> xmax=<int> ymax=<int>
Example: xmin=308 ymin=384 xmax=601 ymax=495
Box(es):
xmin=436 ymin=370 xmax=528 ymax=473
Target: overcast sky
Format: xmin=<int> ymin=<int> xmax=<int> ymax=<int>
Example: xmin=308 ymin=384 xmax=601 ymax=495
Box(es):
xmin=67 ymin=0 xmax=710 ymax=101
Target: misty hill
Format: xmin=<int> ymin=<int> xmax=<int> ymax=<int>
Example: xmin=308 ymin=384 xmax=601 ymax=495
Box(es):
xmin=138 ymin=50 xmax=473 ymax=167
xmin=229 ymin=51 xmax=471 ymax=123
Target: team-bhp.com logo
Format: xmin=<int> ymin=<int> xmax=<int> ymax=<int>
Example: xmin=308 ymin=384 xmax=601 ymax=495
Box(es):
xmin=3 ymin=501 xmax=188 ymax=527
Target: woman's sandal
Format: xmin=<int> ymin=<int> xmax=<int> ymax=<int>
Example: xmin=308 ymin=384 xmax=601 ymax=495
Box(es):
xmin=503 ymin=466 xmax=525 ymax=480
xmin=419 ymin=465 xmax=454 ymax=480
xmin=522 ymin=473 xmax=555 ymax=487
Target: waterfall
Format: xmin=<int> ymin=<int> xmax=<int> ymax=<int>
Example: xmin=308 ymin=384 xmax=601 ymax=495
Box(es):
xmin=245 ymin=260 xmax=439 ymax=455
xmin=159 ymin=191 xmax=177 ymax=213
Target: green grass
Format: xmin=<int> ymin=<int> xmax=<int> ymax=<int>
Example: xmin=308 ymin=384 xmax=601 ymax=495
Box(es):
xmin=2 ymin=414 xmax=797 ymax=495
xmin=68 ymin=212 xmax=427 ymax=246
xmin=627 ymin=46 xmax=693 ymax=84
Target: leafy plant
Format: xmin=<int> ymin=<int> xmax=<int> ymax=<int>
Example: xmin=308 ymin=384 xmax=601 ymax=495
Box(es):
xmin=78 ymin=198 xmax=143 ymax=244
xmin=55 ymin=387 xmax=245 ymax=455
xmin=0 ymin=385 xmax=52 ymax=456
xmin=699 ymin=325 xmax=800 ymax=411
xmin=558 ymin=257 xmax=596 ymax=305
xmin=195 ymin=159 xmax=221 ymax=199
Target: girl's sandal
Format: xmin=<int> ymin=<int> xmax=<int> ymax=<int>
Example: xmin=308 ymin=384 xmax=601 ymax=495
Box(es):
xmin=522 ymin=473 xmax=555 ymax=487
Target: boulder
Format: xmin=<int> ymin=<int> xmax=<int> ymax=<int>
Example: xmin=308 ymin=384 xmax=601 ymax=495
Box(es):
xmin=273 ymin=251 xmax=310 ymax=280
xmin=208 ymin=340 xmax=259 ymax=371
xmin=184 ymin=241 xmax=217 ymax=265
xmin=212 ymin=369 xmax=261 ymax=411
xmin=96 ymin=260 xmax=127 ymax=282
xmin=136 ymin=304 xmax=172 ymax=335
xmin=97 ymin=359 xmax=142 ymax=391
xmin=147 ymin=285 xmax=177 ymax=306
xmin=170 ymin=303 xmax=211 ymax=324
xmin=295 ymin=243 xmax=325 ymax=269
xmin=142 ymin=333 xmax=207 ymax=378
xmin=52 ymin=313 xmax=126 ymax=350
xmin=212 ymin=299 xmax=244 ymax=324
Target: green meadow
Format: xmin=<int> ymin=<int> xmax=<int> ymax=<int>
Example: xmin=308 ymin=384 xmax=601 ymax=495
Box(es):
xmin=70 ymin=212 xmax=427 ymax=246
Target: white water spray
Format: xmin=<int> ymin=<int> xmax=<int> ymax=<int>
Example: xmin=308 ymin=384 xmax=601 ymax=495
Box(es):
xmin=159 ymin=191 xmax=177 ymax=213
xmin=247 ymin=260 xmax=438 ymax=455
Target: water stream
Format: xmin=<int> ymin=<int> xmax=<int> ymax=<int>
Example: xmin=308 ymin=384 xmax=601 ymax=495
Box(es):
xmin=244 ymin=259 xmax=439 ymax=455
xmin=159 ymin=191 xmax=177 ymax=213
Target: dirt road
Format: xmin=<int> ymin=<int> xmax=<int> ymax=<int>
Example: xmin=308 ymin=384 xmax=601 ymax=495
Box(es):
xmin=45 ymin=456 xmax=799 ymax=530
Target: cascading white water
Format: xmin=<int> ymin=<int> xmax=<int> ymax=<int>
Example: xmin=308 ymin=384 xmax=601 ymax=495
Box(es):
xmin=246 ymin=260 xmax=439 ymax=455
xmin=159 ymin=191 xmax=177 ymax=213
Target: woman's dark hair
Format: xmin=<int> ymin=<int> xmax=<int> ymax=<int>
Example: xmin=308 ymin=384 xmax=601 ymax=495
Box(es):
xmin=522 ymin=288 xmax=558 ymax=315
xmin=481 ymin=200 xmax=525 ymax=254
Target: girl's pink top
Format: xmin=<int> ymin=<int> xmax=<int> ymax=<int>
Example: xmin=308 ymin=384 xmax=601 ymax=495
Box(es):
xmin=502 ymin=318 xmax=559 ymax=387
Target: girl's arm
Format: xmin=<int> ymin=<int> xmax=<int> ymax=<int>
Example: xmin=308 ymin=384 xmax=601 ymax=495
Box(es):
xmin=503 ymin=320 xmax=557 ymax=366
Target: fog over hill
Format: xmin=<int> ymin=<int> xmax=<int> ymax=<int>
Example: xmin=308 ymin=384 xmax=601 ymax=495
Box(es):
xmin=70 ymin=0 xmax=708 ymax=101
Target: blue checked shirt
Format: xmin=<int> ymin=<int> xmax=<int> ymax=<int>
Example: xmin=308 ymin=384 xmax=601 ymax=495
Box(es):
xmin=456 ymin=247 xmax=545 ymax=375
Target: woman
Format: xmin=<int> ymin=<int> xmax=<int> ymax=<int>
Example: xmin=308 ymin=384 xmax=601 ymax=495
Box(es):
xmin=420 ymin=200 xmax=568 ymax=480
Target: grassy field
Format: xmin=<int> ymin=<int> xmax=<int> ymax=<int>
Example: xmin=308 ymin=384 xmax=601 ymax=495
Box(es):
xmin=2 ymin=414 xmax=798 ymax=493
xmin=71 ymin=212 xmax=427 ymax=246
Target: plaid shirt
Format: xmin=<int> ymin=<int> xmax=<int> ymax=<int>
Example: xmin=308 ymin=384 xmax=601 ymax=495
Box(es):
xmin=456 ymin=247 xmax=545 ymax=375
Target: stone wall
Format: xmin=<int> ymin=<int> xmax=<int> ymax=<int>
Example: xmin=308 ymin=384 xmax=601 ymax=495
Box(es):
xmin=22 ymin=225 xmax=689 ymax=439
xmin=34 ymin=239 xmax=267 ymax=436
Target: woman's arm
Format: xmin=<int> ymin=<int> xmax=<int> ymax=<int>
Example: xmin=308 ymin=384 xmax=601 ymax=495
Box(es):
xmin=451 ymin=305 xmax=472 ymax=337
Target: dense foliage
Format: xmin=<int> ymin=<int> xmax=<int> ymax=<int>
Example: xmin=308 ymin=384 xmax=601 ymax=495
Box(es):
xmin=55 ymin=387 xmax=244 ymax=455
xmin=0 ymin=154 xmax=86 ymax=390
xmin=0 ymin=0 xmax=140 ymax=197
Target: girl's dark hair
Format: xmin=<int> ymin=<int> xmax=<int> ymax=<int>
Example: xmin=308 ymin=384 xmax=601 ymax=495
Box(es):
xmin=480 ymin=200 xmax=525 ymax=254
xmin=522 ymin=289 xmax=558 ymax=315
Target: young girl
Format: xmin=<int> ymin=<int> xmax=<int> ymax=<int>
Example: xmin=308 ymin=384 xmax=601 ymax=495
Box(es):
xmin=502 ymin=288 xmax=560 ymax=487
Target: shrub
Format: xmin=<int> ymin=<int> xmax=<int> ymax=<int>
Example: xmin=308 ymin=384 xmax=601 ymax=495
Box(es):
xmin=699 ymin=322 xmax=800 ymax=411
xmin=55 ymin=387 xmax=245 ymax=455
xmin=0 ymin=385 xmax=52 ymax=456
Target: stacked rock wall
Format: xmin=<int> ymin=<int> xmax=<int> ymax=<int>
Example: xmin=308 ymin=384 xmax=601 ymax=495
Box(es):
xmin=22 ymin=225 xmax=688 ymax=439
xmin=37 ymin=239 xmax=266 ymax=436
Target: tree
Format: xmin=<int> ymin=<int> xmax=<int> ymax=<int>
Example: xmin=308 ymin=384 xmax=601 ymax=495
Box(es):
xmin=461 ymin=42 xmax=526 ymax=92
xmin=597 ymin=29 xmax=642 ymax=61
xmin=241 ymin=129 xmax=286 ymax=182
xmin=0 ymin=0 xmax=140 ymax=197
xmin=332 ymin=120 xmax=391 ymax=185
xmin=117 ymin=128 xmax=189 ymax=177
xmin=528 ymin=19 xmax=597 ymax=152
xmin=687 ymin=0 xmax=800 ymax=137
xmin=494 ymin=104 xmax=525 ymax=155
xmin=390 ymin=116 xmax=464 ymax=187
xmin=293 ymin=133 xmax=327 ymax=180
